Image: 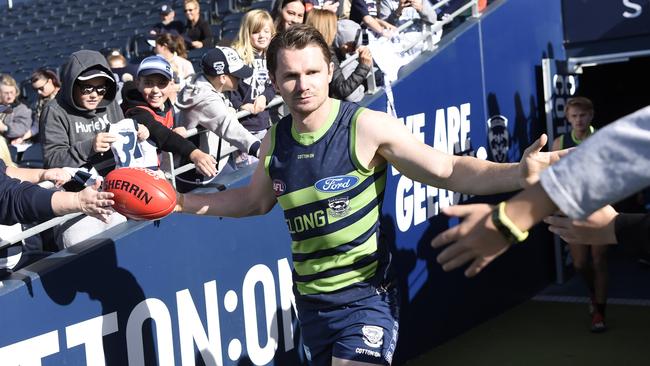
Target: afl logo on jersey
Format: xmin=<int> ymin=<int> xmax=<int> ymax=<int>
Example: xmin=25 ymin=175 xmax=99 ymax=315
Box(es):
xmin=314 ymin=175 xmax=359 ymax=193
xmin=272 ymin=179 xmax=286 ymax=196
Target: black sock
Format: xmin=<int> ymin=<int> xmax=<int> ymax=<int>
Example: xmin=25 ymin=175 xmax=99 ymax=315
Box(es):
xmin=595 ymin=303 xmax=606 ymax=317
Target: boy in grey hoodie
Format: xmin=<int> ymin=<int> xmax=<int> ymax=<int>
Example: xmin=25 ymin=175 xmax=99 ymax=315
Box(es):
xmin=176 ymin=47 xmax=261 ymax=189
xmin=40 ymin=50 xmax=143 ymax=177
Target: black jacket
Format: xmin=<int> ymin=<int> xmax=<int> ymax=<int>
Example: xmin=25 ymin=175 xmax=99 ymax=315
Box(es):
xmin=121 ymin=81 xmax=198 ymax=160
xmin=329 ymin=48 xmax=371 ymax=100
xmin=0 ymin=160 xmax=55 ymax=225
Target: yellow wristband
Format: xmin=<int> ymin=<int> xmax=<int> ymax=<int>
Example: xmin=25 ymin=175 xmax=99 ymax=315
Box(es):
xmin=496 ymin=201 xmax=529 ymax=243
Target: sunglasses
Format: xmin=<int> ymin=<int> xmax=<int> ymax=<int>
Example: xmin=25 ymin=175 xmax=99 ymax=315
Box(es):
xmin=33 ymin=79 xmax=51 ymax=92
xmin=78 ymin=84 xmax=107 ymax=96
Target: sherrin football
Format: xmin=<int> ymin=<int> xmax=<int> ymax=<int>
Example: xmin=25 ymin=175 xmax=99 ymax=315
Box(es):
xmin=104 ymin=167 xmax=177 ymax=221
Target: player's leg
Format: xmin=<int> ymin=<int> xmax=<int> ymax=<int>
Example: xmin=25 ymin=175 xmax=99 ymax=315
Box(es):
xmin=329 ymin=289 xmax=399 ymax=366
xmin=569 ymin=243 xmax=594 ymax=296
xmin=590 ymin=244 xmax=608 ymax=332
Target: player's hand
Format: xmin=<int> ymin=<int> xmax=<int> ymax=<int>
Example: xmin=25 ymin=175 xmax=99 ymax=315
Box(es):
xmin=93 ymin=132 xmax=117 ymax=153
xmin=519 ymin=134 xmax=570 ymax=188
xmin=358 ymin=46 xmax=373 ymax=66
xmin=190 ymin=149 xmax=217 ymax=177
xmin=137 ymin=124 xmax=150 ymax=141
xmin=41 ymin=168 xmax=72 ymax=187
xmin=432 ymin=204 xmax=511 ymax=277
xmin=252 ymin=95 xmax=267 ymax=114
xmin=77 ymin=181 xmax=115 ymax=223
xmin=544 ymin=205 xmax=618 ymax=245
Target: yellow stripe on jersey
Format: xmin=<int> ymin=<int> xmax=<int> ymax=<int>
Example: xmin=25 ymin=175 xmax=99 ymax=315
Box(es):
xmin=296 ymin=261 xmax=378 ymax=295
xmin=291 ymin=204 xmax=380 ymax=254
xmin=293 ymin=234 xmax=378 ymax=276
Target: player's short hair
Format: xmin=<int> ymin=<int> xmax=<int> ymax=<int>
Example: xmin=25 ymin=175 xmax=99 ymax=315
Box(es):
xmin=267 ymin=24 xmax=331 ymax=78
xmin=564 ymin=96 xmax=593 ymax=114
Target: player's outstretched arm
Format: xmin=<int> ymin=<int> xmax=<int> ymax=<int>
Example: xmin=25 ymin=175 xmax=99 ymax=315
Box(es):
xmin=176 ymin=134 xmax=277 ymax=218
xmin=359 ymin=110 xmax=563 ymax=195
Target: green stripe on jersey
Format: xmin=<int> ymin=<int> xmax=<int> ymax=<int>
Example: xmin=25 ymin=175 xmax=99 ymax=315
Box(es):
xmin=277 ymin=169 xmax=377 ymax=209
xmin=296 ymin=260 xmax=378 ymax=295
xmin=292 ymin=204 xmax=380 ymax=254
xmin=264 ymin=123 xmax=279 ymax=178
xmin=293 ymin=234 xmax=378 ymax=276
xmin=291 ymin=99 xmax=340 ymax=146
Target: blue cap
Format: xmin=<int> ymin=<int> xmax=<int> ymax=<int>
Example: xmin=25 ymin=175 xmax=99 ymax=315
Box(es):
xmin=137 ymin=55 xmax=173 ymax=80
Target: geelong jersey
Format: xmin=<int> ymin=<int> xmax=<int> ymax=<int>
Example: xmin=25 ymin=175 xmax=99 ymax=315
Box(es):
xmin=265 ymin=99 xmax=391 ymax=308
xmin=559 ymin=125 xmax=595 ymax=149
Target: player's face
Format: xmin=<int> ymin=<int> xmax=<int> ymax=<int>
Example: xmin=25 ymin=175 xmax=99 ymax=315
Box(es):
xmin=73 ymin=78 xmax=107 ymax=110
xmin=138 ymin=74 xmax=172 ymax=110
xmin=280 ymin=1 xmax=305 ymax=31
xmin=271 ymin=45 xmax=333 ymax=118
xmin=0 ymin=85 xmax=16 ymax=104
xmin=251 ymin=24 xmax=272 ymax=52
xmin=566 ymin=106 xmax=593 ymax=133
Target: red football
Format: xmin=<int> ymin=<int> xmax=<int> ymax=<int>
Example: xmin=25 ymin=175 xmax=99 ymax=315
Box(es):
xmin=104 ymin=168 xmax=177 ymax=221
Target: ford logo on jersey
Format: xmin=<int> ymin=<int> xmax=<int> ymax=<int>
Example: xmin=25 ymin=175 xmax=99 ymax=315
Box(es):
xmin=314 ymin=175 xmax=359 ymax=193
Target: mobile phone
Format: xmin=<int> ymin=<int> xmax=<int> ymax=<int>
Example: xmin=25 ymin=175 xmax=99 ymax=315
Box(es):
xmin=361 ymin=25 xmax=369 ymax=46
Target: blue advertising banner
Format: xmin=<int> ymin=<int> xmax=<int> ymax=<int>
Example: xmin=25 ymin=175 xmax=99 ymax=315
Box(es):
xmin=562 ymin=0 xmax=650 ymax=44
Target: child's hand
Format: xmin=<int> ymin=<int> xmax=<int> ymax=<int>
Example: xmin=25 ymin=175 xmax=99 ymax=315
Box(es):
xmin=137 ymin=124 xmax=150 ymax=141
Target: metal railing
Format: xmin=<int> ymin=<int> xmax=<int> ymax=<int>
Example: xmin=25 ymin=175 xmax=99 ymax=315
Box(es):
xmin=0 ymin=0 xmax=483 ymax=251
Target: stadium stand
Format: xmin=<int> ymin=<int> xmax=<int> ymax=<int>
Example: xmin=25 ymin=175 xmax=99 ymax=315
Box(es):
xmin=0 ymin=0 xmax=221 ymax=105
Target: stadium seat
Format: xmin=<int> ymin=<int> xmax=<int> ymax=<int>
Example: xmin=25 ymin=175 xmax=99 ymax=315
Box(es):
xmin=18 ymin=143 xmax=44 ymax=169
xmin=250 ymin=0 xmax=273 ymax=11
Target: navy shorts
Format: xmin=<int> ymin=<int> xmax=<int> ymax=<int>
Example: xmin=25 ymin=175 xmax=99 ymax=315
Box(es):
xmin=298 ymin=288 xmax=399 ymax=366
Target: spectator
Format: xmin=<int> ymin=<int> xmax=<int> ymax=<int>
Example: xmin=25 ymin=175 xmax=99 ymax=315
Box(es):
xmin=307 ymin=15 xmax=372 ymax=102
xmin=175 ymin=47 xmax=261 ymax=190
xmin=349 ymin=0 xmax=396 ymax=37
xmin=378 ymin=0 xmax=441 ymax=55
xmin=229 ymin=9 xmax=276 ymax=167
xmin=121 ymin=55 xmax=217 ymax=177
xmin=0 ymin=156 xmax=114 ymax=275
xmin=149 ymin=3 xmax=185 ymax=39
xmin=40 ymin=50 xmax=128 ymax=177
xmin=551 ymin=96 xmax=607 ymax=333
xmin=40 ymin=50 xmax=140 ymax=248
xmin=379 ymin=0 xmax=437 ymax=27
xmin=0 ymin=74 xmax=33 ymax=144
xmin=106 ymin=50 xmax=135 ymax=80
xmin=182 ymin=0 xmax=213 ymax=49
xmin=13 ymin=68 xmax=62 ymax=145
xmin=273 ymin=0 xmax=306 ymax=32
xmin=105 ymin=50 xmax=136 ymax=105
xmin=154 ymin=33 xmax=195 ymax=90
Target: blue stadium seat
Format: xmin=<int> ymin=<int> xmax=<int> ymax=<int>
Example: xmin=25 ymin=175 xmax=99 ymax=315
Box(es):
xmin=18 ymin=143 xmax=44 ymax=169
xmin=250 ymin=0 xmax=273 ymax=11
